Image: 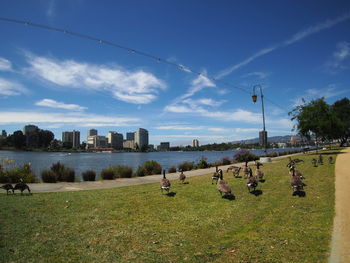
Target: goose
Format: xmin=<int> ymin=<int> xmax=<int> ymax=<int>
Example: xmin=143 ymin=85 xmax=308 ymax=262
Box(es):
xmin=179 ymin=170 xmax=186 ymax=184
xmin=318 ymin=154 xmax=323 ymax=165
xmin=255 ymin=161 xmax=264 ymax=181
xmin=243 ymin=161 xmax=250 ymax=178
xmin=247 ymin=169 xmax=258 ymax=192
xmin=290 ymin=169 xmax=304 ymax=192
xmin=311 ymin=158 xmax=318 ymax=167
xmin=217 ymin=170 xmax=232 ymax=197
xmin=160 ymin=170 xmax=171 ymax=194
xmin=212 ymin=166 xmax=220 ymax=184
xmin=328 ymin=156 xmax=334 ymax=164
xmin=289 ymin=166 xmax=304 ymax=180
xmin=1 ymin=184 xmax=14 ymax=195
xmin=232 ymin=166 xmax=241 ymax=178
xmin=13 ymin=182 xmax=31 ymax=195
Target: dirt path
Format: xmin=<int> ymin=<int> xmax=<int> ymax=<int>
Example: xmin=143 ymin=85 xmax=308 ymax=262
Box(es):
xmin=329 ymin=147 xmax=350 ymax=263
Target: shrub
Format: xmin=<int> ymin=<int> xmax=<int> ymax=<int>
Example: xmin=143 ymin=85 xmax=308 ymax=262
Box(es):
xmin=178 ymin=161 xmax=194 ymax=171
xmin=49 ymin=162 xmax=75 ymax=182
xmin=233 ymin=150 xmax=259 ymax=162
xmin=62 ymin=167 xmax=75 ymax=182
xmin=135 ymin=161 xmax=162 ymax=177
xmin=112 ymin=165 xmax=133 ymax=178
xmin=82 ymin=170 xmax=96 ymax=181
xmin=221 ymin=157 xmax=231 ymax=165
xmin=41 ymin=170 xmax=57 ymax=183
xmin=0 ymin=163 xmax=35 ymax=183
xmin=168 ymin=166 xmax=177 ymax=173
xmin=101 ymin=168 xmax=115 ymax=180
xmin=195 ymin=156 xmax=209 ymax=169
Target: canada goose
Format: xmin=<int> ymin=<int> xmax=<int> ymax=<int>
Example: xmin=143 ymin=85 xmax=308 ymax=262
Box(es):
xmin=255 ymin=161 xmax=264 ymax=181
xmin=311 ymin=158 xmax=318 ymax=167
xmin=160 ymin=170 xmax=171 ymax=194
xmin=289 ymin=166 xmax=304 ymax=180
xmin=1 ymin=184 xmax=14 ymax=195
xmin=212 ymin=166 xmax=220 ymax=184
xmin=13 ymin=182 xmax=31 ymax=195
xmin=288 ymin=156 xmax=304 ymax=164
xmin=179 ymin=170 xmax=186 ymax=183
xmin=217 ymin=170 xmax=232 ymax=197
xmin=232 ymin=166 xmax=241 ymax=178
xmin=243 ymin=161 xmax=250 ymax=178
xmin=318 ymin=154 xmax=323 ymax=165
xmin=328 ymin=156 xmax=334 ymax=164
xmin=290 ymin=169 xmax=304 ymax=192
xmin=247 ymin=169 xmax=258 ymax=192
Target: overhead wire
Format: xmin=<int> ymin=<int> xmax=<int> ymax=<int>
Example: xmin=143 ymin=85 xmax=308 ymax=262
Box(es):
xmin=0 ymin=16 xmax=288 ymax=112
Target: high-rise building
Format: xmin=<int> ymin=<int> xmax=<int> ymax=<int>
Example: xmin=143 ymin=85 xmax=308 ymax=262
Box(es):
xmin=87 ymin=129 xmax=98 ymax=137
xmin=72 ymin=130 xmax=80 ymax=148
xmin=23 ymin=125 xmax=39 ymax=147
xmin=87 ymin=135 xmax=108 ymax=148
xmin=62 ymin=131 xmax=73 ymax=144
xmin=123 ymin=140 xmax=135 ymax=150
xmin=108 ymin=131 xmax=123 ymax=150
xmin=192 ymin=139 xmax=199 ymax=147
xmin=158 ymin=142 xmax=170 ymax=151
xmin=126 ymin=132 xmax=135 ymax=141
xmin=135 ymin=128 xmax=148 ymax=150
xmin=1 ymin=130 xmax=7 ymax=138
xmin=259 ymin=130 xmax=268 ymax=147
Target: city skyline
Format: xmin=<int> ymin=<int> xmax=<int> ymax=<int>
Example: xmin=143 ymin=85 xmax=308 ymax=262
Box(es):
xmin=1 ymin=1 xmax=350 ymax=146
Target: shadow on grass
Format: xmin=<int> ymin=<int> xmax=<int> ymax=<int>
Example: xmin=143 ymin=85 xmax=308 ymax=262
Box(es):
xmin=222 ymin=194 xmax=235 ymax=201
xmin=166 ymin=192 xmax=177 ymax=197
xmin=181 ymin=182 xmax=190 ymax=185
xmin=259 ymin=179 xmax=266 ymax=183
xmin=250 ymin=189 xmax=263 ymax=196
xmin=293 ymin=190 xmax=306 ymax=197
xmin=234 ymin=176 xmax=243 ymax=179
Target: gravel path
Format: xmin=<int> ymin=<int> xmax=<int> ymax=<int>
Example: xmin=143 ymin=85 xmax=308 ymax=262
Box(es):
xmin=329 ymin=147 xmax=350 ymax=263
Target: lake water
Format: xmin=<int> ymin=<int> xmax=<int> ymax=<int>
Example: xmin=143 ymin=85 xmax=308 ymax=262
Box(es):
xmin=0 ymin=148 xmax=302 ymax=179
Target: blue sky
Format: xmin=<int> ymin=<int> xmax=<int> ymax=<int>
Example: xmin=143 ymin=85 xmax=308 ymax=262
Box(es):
xmin=0 ymin=0 xmax=350 ymax=146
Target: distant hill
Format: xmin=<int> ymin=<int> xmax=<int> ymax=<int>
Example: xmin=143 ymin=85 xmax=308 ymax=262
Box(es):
xmin=230 ymin=135 xmax=296 ymax=144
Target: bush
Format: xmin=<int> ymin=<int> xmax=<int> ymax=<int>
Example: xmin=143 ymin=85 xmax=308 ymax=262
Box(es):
xmin=49 ymin=162 xmax=75 ymax=182
xmin=135 ymin=161 xmax=162 ymax=177
xmin=41 ymin=170 xmax=57 ymax=183
xmin=221 ymin=157 xmax=231 ymax=165
xmin=233 ymin=150 xmax=259 ymax=162
xmin=62 ymin=167 xmax=75 ymax=182
xmin=195 ymin=156 xmax=209 ymax=169
xmin=178 ymin=161 xmax=194 ymax=171
xmin=168 ymin=166 xmax=177 ymax=173
xmin=101 ymin=168 xmax=115 ymax=180
xmin=112 ymin=165 xmax=133 ymax=178
xmin=0 ymin=163 xmax=35 ymax=183
xmin=82 ymin=170 xmax=96 ymax=181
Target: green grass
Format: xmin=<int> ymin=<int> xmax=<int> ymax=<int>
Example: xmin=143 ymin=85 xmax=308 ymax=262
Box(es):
xmin=0 ymin=151 xmax=339 ymax=262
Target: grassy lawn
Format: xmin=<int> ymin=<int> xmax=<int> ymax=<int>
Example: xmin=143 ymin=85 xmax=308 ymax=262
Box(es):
xmin=0 ymin=151 xmax=338 ymax=262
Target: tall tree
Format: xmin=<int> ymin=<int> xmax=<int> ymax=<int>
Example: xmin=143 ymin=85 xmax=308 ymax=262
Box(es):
xmin=332 ymin=98 xmax=350 ymax=146
xmin=289 ymin=98 xmax=336 ymax=144
xmin=8 ymin=130 xmax=26 ymax=149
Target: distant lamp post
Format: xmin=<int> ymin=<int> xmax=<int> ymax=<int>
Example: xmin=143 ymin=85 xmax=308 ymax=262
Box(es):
xmin=252 ymin=84 xmax=267 ymax=157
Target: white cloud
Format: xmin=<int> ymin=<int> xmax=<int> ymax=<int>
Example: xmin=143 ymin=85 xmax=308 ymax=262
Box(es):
xmin=0 ymin=111 xmax=140 ymax=127
xmin=177 ymin=73 xmax=216 ymax=101
xmin=0 ymin=57 xmax=12 ymax=71
xmin=25 ymin=53 xmax=166 ymax=104
xmin=0 ymin=77 xmax=28 ymax=96
xmin=217 ymin=12 xmax=350 ymax=78
xmin=242 ymin=71 xmax=269 ymax=79
xmin=183 ymin=98 xmax=225 ymax=108
xmin=292 ymin=84 xmax=348 ymax=106
xmin=35 ymin=99 xmax=87 ymax=111
xmin=325 ymin=41 xmax=350 ymax=73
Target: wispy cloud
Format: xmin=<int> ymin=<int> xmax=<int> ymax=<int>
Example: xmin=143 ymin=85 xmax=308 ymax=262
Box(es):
xmin=46 ymin=0 xmax=56 ymax=19
xmin=291 ymin=84 xmax=348 ymax=106
xmin=325 ymin=41 xmax=350 ymax=73
xmin=242 ymin=71 xmax=269 ymax=79
xmin=25 ymin=53 xmax=166 ymax=104
xmin=217 ymin=12 xmax=350 ymax=78
xmin=0 ymin=77 xmax=28 ymax=96
xmin=35 ymin=99 xmax=87 ymax=111
xmin=0 ymin=111 xmax=140 ymax=127
xmin=0 ymin=57 xmax=12 ymax=71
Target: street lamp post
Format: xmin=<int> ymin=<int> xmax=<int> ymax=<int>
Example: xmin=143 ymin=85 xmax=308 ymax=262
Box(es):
xmin=252 ymin=84 xmax=267 ymax=156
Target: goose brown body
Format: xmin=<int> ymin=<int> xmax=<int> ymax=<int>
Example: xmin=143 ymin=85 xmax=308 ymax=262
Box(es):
xmin=160 ymin=170 xmax=171 ymax=194
xmin=216 ymin=170 xmax=232 ymax=196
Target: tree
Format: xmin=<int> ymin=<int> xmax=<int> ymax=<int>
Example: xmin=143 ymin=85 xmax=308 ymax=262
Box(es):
xmin=289 ymin=98 xmax=337 ymax=145
xmin=332 ymin=98 xmax=350 ymax=146
xmin=8 ymin=130 xmax=26 ymax=149
xmin=38 ymin=130 xmax=54 ymax=148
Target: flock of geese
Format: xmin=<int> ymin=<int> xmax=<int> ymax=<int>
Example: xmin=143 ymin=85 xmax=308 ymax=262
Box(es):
xmin=160 ymin=154 xmax=334 ymax=198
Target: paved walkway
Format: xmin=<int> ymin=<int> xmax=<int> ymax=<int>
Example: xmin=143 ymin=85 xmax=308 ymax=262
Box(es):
xmin=329 ymin=147 xmax=350 ymax=263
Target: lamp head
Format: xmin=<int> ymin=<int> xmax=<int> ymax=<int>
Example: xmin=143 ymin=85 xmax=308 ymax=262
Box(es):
xmin=252 ymin=94 xmax=257 ymax=103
